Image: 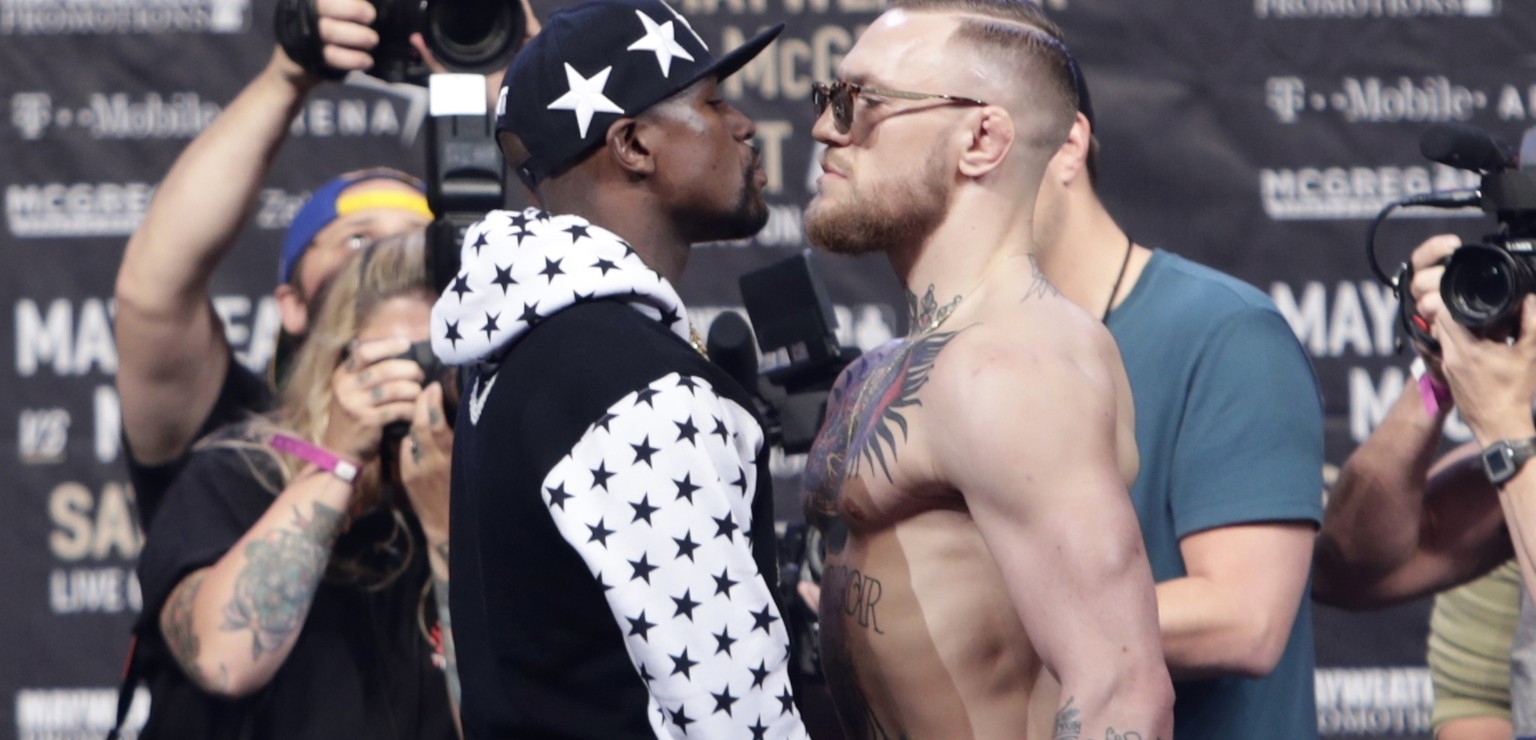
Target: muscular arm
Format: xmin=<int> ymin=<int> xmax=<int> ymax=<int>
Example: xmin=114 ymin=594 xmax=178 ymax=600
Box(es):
xmin=160 ymin=468 xmax=353 ymax=697
xmin=116 ymin=0 xmax=385 ymax=465
xmin=932 ymin=329 xmax=1172 ymax=738
xmin=1156 ymin=523 xmax=1314 ymax=679
xmin=115 ymin=49 xmax=319 ymax=465
xmin=1313 ymin=386 xmax=1511 ymax=609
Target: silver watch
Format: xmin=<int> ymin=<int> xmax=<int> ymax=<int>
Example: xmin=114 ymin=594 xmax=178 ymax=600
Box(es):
xmin=1481 ymin=437 xmax=1536 ymax=486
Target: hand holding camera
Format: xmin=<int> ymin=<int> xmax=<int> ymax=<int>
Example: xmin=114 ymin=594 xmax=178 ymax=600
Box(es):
xmin=325 ymin=336 xmax=426 ymax=466
xmin=1433 ymin=295 xmax=1536 ymax=449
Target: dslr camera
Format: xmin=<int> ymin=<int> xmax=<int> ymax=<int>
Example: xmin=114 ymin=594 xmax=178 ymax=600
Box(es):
xmin=275 ymin=0 xmax=528 ymax=84
xmin=1416 ymin=123 xmax=1536 ymax=331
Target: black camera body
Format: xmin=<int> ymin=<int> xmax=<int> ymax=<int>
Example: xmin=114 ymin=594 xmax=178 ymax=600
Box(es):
xmin=381 ymin=340 xmax=455 ymax=450
xmin=1419 ymin=124 xmax=1536 ymax=331
xmin=275 ymin=0 xmax=527 ymax=84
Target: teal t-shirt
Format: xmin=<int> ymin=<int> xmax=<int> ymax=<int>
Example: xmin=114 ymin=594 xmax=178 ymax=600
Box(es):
xmin=1106 ymin=249 xmax=1324 ymax=738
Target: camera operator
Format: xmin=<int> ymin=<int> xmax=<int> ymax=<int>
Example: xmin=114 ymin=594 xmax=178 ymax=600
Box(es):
xmin=114 ymin=0 xmax=537 ymax=528
xmin=133 ymin=232 xmax=458 ymax=739
xmin=1314 ymin=233 xmax=1536 ymax=733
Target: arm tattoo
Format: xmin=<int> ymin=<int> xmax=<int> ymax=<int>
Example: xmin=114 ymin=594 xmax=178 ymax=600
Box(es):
xmin=905 ymin=284 xmax=962 ymax=334
xmin=163 ymin=570 xmax=230 ymax=691
xmin=1024 ymin=255 xmax=1061 ymax=301
xmin=431 ymin=541 xmax=463 ymax=709
xmin=221 ymin=502 xmax=343 ymax=660
xmin=1053 ymin=697 xmax=1082 ymax=740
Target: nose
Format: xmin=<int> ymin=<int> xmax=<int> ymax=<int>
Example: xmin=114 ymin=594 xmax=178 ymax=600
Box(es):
xmin=728 ymin=103 xmax=757 ymax=141
xmin=811 ymin=103 xmax=846 ymax=147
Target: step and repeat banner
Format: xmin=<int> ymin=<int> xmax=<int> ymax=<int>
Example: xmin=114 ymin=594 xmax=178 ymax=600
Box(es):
xmin=4 ymin=0 xmax=1534 ymax=737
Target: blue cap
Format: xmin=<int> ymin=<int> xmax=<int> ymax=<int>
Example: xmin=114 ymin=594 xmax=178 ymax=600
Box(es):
xmin=278 ymin=168 xmax=429 ymax=286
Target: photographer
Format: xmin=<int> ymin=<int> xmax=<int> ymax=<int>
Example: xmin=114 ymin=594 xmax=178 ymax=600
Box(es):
xmin=1314 ymin=233 xmax=1536 ymax=732
xmin=114 ymin=0 xmax=536 ymax=526
xmin=134 ymin=232 xmax=458 ymax=739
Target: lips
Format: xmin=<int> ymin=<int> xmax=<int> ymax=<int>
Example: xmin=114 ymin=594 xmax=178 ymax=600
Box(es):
xmin=820 ymin=156 xmax=848 ymax=179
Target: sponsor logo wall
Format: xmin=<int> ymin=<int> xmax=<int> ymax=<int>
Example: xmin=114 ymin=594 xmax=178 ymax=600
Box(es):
xmin=1 ymin=0 xmax=1529 ymax=737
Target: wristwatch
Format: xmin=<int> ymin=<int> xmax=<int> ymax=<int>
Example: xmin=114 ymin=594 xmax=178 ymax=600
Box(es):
xmin=1480 ymin=437 xmax=1536 ymax=486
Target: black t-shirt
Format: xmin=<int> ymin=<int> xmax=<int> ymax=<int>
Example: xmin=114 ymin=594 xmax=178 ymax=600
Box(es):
xmin=125 ymin=352 xmax=273 ymax=528
xmin=134 ymin=424 xmax=455 ymax=740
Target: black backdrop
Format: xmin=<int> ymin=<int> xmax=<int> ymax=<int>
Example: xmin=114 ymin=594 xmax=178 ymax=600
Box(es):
xmin=5 ymin=0 xmax=1534 ymax=736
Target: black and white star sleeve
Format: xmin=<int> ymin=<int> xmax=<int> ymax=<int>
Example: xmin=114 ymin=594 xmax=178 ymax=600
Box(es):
xmin=538 ymin=373 xmax=808 ymax=739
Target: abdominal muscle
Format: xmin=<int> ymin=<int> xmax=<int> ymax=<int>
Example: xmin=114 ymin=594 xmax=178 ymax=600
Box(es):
xmin=818 ymin=495 xmax=1058 ymax=739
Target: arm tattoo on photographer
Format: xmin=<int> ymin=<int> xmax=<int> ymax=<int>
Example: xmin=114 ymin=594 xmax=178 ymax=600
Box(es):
xmin=163 ymin=569 xmax=231 ymax=692
xmin=430 ymin=542 xmax=463 ymax=708
xmin=221 ymin=502 xmax=343 ymax=660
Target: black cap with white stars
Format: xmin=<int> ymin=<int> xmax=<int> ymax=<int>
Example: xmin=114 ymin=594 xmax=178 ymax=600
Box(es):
xmin=494 ymin=0 xmax=783 ymax=187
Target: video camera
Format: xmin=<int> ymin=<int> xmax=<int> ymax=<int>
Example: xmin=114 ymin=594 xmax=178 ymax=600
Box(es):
xmin=275 ymin=0 xmax=527 ymax=84
xmin=1368 ymin=123 xmax=1536 ymax=343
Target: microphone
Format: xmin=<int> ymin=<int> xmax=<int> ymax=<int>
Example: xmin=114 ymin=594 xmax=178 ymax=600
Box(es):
xmin=1420 ymin=122 xmax=1516 ymax=172
xmin=706 ymin=310 xmax=761 ymax=398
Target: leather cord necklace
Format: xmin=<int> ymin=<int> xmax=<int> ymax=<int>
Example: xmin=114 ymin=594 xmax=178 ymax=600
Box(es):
xmin=1102 ymin=234 xmax=1134 ymax=323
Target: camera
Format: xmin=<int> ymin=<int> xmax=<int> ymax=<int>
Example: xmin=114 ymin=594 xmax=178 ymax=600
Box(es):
xmin=1415 ymin=124 xmax=1536 ymax=331
xmin=275 ymin=0 xmax=528 ymax=84
xmin=381 ymin=340 xmax=456 ymax=450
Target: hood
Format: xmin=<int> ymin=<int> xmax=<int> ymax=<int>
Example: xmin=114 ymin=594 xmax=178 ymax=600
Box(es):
xmin=430 ymin=207 xmax=690 ymax=366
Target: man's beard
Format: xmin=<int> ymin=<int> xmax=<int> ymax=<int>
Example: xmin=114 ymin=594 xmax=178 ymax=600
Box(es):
xmin=692 ymin=157 xmax=770 ymax=243
xmin=805 ymin=149 xmax=950 ymax=257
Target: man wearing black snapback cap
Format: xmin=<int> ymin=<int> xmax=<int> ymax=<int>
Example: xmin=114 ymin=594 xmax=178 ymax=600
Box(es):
xmin=430 ymin=1 xmax=807 ymax=737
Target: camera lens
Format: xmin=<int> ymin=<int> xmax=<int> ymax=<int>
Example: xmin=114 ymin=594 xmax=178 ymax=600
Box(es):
xmin=1442 ymin=243 xmax=1531 ymax=329
xmin=425 ymin=0 xmax=526 ymax=73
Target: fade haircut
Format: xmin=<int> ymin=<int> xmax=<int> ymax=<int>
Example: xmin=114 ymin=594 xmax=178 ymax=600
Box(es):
xmin=889 ymin=0 xmax=1099 ymax=183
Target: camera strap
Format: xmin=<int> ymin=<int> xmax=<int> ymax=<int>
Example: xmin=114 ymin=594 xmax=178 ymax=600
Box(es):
xmin=1395 ymin=260 xmax=1443 ymax=357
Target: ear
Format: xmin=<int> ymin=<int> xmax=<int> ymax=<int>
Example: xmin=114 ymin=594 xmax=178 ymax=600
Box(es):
xmin=1044 ymin=112 xmax=1092 ymax=187
xmin=275 ymin=283 xmax=309 ymax=336
xmin=957 ymin=106 xmax=1015 ymax=179
xmin=606 ymin=117 xmax=656 ymax=180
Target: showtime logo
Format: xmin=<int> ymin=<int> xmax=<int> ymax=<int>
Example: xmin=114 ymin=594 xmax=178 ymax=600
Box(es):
xmin=6 ymin=182 xmax=153 ymax=238
xmin=1256 ymin=0 xmax=1497 ymax=17
xmin=0 ymin=0 xmax=248 ymax=35
xmin=1260 ymin=163 xmax=1480 ymax=220
xmin=15 ymin=687 xmax=147 ymax=740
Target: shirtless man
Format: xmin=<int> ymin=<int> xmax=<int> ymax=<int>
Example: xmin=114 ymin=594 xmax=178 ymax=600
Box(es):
xmin=801 ymin=1 xmax=1174 ymax=737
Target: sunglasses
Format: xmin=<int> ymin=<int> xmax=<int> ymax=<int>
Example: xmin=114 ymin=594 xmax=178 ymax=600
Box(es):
xmin=812 ymin=80 xmax=989 ymax=134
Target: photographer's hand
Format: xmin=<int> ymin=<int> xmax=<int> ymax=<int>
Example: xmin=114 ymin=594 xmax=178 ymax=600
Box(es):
xmin=398 ymin=380 xmax=461 ymax=726
xmin=324 ymin=337 xmax=424 ymax=465
xmin=399 ymin=382 xmax=453 ymax=541
xmin=1435 ymin=295 xmax=1536 ymax=446
xmin=1409 ymin=234 xmax=1463 ymax=381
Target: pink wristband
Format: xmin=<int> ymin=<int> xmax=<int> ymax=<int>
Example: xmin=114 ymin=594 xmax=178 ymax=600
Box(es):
xmin=1412 ymin=358 xmax=1452 ymax=416
xmin=269 ymin=433 xmax=359 ymax=483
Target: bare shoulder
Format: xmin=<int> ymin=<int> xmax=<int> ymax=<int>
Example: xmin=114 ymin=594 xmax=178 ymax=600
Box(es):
xmin=927 ymin=294 xmax=1121 ymax=415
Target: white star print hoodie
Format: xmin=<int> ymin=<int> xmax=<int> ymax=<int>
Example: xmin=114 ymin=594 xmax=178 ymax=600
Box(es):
xmin=431 ymin=208 xmax=808 ymax=740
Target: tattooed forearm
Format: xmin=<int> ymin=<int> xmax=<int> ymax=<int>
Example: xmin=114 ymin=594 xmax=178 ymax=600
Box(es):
xmin=431 ymin=541 xmax=463 ymax=709
xmin=221 ymin=502 xmax=343 ymax=660
xmin=1053 ymin=697 xmax=1081 ymax=740
xmin=162 ymin=570 xmax=230 ymax=691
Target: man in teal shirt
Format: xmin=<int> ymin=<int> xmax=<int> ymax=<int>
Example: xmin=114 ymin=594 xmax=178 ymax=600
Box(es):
xmin=1029 ymin=7 xmax=1324 ymax=736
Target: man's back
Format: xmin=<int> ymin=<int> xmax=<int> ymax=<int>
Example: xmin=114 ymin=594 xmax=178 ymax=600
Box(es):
xmin=804 ymin=274 xmax=1144 ymax=738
